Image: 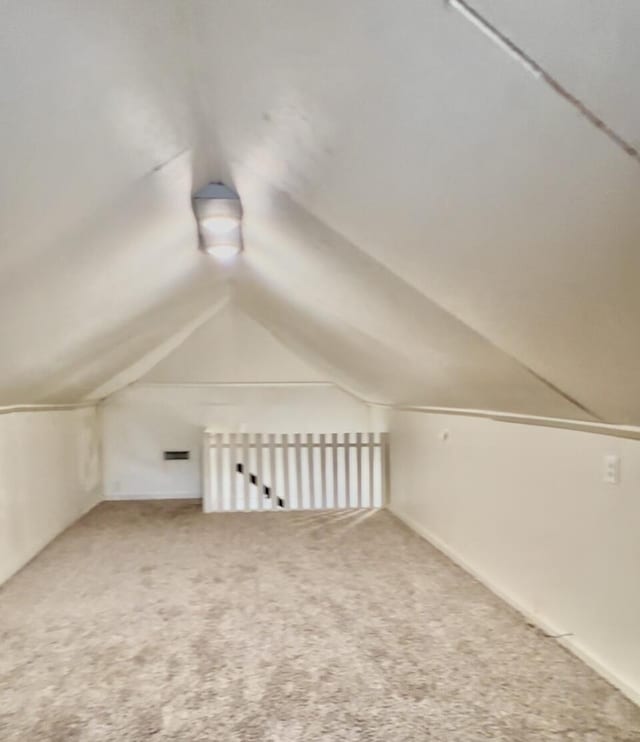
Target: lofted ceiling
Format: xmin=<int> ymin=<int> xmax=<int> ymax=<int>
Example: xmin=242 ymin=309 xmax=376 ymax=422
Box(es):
xmin=1 ymin=1 xmax=639 ymax=423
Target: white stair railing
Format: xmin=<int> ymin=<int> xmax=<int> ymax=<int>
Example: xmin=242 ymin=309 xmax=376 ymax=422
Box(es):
xmin=203 ymin=432 xmax=388 ymax=512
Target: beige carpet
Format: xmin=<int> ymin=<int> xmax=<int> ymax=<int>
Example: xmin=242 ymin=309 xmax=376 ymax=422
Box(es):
xmin=1 ymin=502 xmax=639 ymax=741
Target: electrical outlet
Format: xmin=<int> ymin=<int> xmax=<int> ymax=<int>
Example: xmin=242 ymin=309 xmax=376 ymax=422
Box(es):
xmin=603 ymin=454 xmax=620 ymax=485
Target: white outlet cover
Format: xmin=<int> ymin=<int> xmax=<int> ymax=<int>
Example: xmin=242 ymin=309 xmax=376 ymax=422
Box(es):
xmin=603 ymin=454 xmax=621 ymax=485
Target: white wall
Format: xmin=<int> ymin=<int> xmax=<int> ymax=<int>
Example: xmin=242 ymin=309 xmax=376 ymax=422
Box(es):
xmin=102 ymin=383 xmax=375 ymax=500
xmin=389 ymin=410 xmax=640 ymax=704
xmin=102 ymin=301 xmax=380 ymax=500
xmin=0 ymin=407 xmax=101 ymax=586
xmin=143 ymin=302 xmax=327 ymax=385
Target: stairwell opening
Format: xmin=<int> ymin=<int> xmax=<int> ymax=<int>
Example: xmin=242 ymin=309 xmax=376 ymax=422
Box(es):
xmin=203 ymin=432 xmax=388 ymax=512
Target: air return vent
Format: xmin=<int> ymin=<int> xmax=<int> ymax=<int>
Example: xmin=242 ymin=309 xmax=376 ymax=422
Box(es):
xmin=163 ymin=451 xmax=190 ymax=461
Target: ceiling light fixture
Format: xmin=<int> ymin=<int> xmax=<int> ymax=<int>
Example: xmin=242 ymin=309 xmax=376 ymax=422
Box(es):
xmin=202 ymin=215 xmax=240 ymax=233
xmin=193 ymin=182 xmax=243 ymax=259
xmin=205 ymin=243 xmax=241 ymax=260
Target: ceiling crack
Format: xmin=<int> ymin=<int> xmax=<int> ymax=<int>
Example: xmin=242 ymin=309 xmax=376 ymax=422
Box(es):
xmin=447 ymin=0 xmax=640 ymax=164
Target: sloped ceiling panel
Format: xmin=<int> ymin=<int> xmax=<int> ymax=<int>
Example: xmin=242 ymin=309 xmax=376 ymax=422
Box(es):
xmin=189 ymin=0 xmax=640 ymax=424
xmin=471 ymin=0 xmax=640 ymax=151
xmin=0 ymin=1 xmax=225 ymax=404
xmin=236 ymin=193 xmax=592 ymax=419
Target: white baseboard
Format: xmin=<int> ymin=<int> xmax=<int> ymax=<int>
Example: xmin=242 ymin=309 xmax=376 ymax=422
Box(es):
xmin=389 ymin=505 xmax=640 ymax=708
xmin=105 ymin=492 xmax=201 ymax=501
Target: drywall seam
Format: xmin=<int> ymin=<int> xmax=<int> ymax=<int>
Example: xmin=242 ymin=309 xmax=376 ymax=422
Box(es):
xmin=148 ymin=147 xmax=190 ymax=176
xmin=447 ymin=0 xmax=640 ymax=164
xmin=389 ymin=505 xmax=640 ymax=707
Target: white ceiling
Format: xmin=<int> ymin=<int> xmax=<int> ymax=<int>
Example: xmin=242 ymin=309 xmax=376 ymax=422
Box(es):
xmin=472 ymin=0 xmax=640 ymax=151
xmin=0 ymin=1 xmax=222 ymax=403
xmin=2 ymin=1 xmax=639 ymax=423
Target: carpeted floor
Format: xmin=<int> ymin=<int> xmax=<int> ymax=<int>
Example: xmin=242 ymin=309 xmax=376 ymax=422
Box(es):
xmin=1 ymin=502 xmax=639 ymax=741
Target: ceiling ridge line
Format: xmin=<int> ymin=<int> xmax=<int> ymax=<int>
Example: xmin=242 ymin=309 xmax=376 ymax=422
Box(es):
xmin=85 ymin=295 xmax=231 ymax=401
xmin=233 ymin=293 xmax=378 ymax=405
xmin=447 ymin=0 xmax=640 ymax=165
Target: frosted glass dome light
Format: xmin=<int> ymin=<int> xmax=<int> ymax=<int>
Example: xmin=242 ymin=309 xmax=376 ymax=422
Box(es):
xmin=193 ymin=182 xmax=243 ymax=259
xmin=202 ymin=215 xmax=240 ymax=234
xmin=205 ymin=243 xmax=241 ymax=260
